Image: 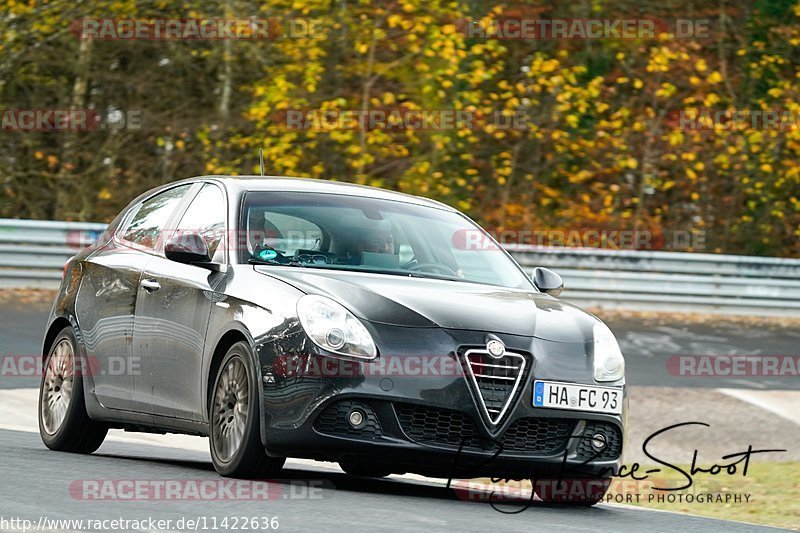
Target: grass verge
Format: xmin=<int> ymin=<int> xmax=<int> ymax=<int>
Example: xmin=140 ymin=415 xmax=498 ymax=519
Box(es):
xmin=468 ymin=462 xmax=799 ymax=530
xmin=620 ymin=461 xmax=800 ymax=531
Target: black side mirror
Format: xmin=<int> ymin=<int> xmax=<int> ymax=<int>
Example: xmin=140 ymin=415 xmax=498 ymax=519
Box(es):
xmin=532 ymin=267 xmax=564 ymax=297
xmin=165 ymin=232 xmax=212 ymax=265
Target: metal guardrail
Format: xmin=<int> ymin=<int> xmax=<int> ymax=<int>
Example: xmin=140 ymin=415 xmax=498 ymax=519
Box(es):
xmin=506 ymin=245 xmax=800 ymax=315
xmin=0 ymin=219 xmax=106 ymax=288
xmin=1 ymin=219 xmax=798 ymax=316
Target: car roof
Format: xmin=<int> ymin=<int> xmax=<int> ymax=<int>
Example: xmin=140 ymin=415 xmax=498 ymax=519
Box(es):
xmin=193 ymin=175 xmax=456 ymax=212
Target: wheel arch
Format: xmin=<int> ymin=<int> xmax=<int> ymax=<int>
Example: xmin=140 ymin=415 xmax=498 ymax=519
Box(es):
xmin=206 ymin=328 xmax=252 ymax=413
xmin=205 ymin=324 xmax=271 ymax=447
xmin=42 ymin=316 xmax=76 ymax=364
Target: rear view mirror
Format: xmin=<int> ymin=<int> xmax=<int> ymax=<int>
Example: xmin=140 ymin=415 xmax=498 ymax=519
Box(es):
xmin=165 ymin=232 xmax=212 ymax=265
xmin=532 ymin=267 xmax=564 ymax=297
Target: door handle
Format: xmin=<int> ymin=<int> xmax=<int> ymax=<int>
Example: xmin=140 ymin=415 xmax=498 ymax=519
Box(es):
xmin=140 ymin=279 xmax=161 ymax=292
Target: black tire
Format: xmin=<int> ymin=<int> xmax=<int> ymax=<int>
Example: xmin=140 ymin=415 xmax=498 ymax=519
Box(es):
xmin=38 ymin=326 xmax=108 ymax=453
xmin=533 ymin=477 xmax=610 ymax=506
xmin=339 ymin=459 xmax=392 ymax=478
xmin=209 ymin=341 xmax=285 ymax=478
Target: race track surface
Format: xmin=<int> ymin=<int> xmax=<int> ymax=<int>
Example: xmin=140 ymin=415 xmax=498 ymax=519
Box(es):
xmin=0 ymin=429 xmax=786 ymax=532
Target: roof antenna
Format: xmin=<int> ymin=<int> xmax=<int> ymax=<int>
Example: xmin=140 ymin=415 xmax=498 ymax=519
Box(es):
xmin=259 ymin=148 xmax=265 ymax=176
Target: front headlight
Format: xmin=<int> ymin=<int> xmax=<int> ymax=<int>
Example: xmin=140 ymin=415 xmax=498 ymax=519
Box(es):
xmin=593 ymin=321 xmax=625 ymax=382
xmin=296 ymin=295 xmax=377 ymax=360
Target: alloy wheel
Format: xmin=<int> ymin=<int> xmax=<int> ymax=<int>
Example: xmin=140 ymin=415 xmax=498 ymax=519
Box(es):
xmin=41 ymin=339 xmax=75 ymax=435
xmin=212 ymin=356 xmax=250 ymax=462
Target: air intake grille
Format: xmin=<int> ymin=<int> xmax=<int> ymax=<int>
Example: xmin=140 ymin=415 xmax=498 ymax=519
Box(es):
xmin=395 ymin=404 xmax=482 ymax=448
xmin=502 ymin=418 xmax=575 ymax=454
xmin=461 ymin=349 xmax=526 ymax=425
xmin=575 ymin=422 xmax=623 ymax=460
xmin=313 ymin=400 xmax=383 ymax=439
xmin=395 ymin=404 xmax=575 ymax=456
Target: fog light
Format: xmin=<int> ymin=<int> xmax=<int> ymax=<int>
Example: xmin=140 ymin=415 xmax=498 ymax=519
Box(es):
xmin=590 ymin=433 xmax=607 ymax=450
xmin=348 ymin=409 xmax=366 ymax=429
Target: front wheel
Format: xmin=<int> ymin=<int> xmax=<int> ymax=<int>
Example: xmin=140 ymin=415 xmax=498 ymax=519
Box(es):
xmin=38 ymin=326 xmax=108 ymax=453
xmin=209 ymin=342 xmax=285 ymax=478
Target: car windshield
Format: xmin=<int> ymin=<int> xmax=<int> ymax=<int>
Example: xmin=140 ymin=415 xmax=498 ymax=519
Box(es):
xmin=240 ymin=191 xmax=533 ymax=290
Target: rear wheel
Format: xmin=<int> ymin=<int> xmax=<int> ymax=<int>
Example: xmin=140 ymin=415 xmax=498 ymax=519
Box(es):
xmin=38 ymin=327 xmax=108 ymax=453
xmin=209 ymin=342 xmax=285 ymax=478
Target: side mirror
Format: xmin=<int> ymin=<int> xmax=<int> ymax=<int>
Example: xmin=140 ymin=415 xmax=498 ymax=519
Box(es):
xmin=165 ymin=232 xmax=212 ymax=265
xmin=532 ymin=267 xmax=564 ymax=297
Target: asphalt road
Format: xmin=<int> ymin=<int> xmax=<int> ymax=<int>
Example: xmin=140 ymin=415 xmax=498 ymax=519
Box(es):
xmin=0 ymin=299 xmax=796 ymax=532
xmin=0 ymin=429 xmax=783 ymax=533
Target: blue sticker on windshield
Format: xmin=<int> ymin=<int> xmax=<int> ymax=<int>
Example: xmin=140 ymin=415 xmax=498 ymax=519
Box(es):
xmin=259 ymin=249 xmax=278 ymax=260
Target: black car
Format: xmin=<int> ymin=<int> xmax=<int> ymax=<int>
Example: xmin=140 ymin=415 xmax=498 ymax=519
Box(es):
xmin=39 ymin=176 xmax=626 ymax=504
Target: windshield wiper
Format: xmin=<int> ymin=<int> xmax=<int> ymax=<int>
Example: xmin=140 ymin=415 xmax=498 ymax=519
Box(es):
xmin=298 ymin=263 xmax=460 ymax=281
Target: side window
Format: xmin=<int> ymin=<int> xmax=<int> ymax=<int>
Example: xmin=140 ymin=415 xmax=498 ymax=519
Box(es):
xmin=174 ymin=183 xmax=226 ymax=260
xmin=120 ymin=185 xmax=191 ymax=249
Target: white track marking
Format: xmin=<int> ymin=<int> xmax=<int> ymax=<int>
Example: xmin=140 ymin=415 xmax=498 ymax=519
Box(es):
xmin=717 ymin=388 xmax=800 ymax=427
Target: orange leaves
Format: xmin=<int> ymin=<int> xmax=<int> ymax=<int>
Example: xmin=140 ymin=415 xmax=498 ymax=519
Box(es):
xmin=185 ymin=0 xmax=800 ymax=256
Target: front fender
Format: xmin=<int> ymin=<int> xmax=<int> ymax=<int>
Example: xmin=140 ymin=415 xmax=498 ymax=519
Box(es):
xmin=202 ymin=266 xmax=304 ymax=448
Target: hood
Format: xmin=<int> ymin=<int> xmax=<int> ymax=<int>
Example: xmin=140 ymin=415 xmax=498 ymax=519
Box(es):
xmin=253 ymin=267 xmax=597 ymax=342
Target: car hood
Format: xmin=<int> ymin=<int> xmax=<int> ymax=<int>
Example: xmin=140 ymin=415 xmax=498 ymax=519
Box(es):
xmin=253 ymin=267 xmax=597 ymax=342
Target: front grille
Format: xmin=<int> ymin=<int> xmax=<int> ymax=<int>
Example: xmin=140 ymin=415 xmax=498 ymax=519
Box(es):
xmin=395 ymin=403 xmax=574 ymax=455
xmin=575 ymin=422 xmax=623 ymax=460
xmin=461 ymin=349 xmax=526 ymax=425
xmin=313 ymin=399 xmax=383 ymax=439
xmin=395 ymin=404 xmax=482 ymax=448
xmin=502 ymin=418 xmax=575 ymax=454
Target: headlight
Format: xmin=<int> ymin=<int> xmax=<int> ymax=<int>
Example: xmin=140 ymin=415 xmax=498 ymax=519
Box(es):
xmin=593 ymin=321 xmax=625 ymax=382
xmin=296 ymin=295 xmax=377 ymax=360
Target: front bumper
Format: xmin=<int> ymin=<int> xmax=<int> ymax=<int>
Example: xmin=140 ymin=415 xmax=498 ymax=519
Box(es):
xmin=255 ymin=323 xmax=627 ymax=479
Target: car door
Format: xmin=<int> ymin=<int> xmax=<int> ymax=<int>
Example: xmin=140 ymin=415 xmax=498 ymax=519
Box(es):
xmin=75 ymin=184 xmax=192 ymax=410
xmin=130 ymin=182 xmax=228 ymax=421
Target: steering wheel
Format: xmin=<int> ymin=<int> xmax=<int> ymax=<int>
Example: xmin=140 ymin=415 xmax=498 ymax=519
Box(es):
xmin=406 ymin=262 xmax=458 ymax=276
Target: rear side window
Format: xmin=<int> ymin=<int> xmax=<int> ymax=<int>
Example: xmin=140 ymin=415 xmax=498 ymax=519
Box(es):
xmin=173 ymin=183 xmax=226 ymax=259
xmin=120 ymin=185 xmax=191 ymax=249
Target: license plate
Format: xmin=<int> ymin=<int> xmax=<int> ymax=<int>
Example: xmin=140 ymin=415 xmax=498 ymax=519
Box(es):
xmin=533 ymin=380 xmax=622 ymax=415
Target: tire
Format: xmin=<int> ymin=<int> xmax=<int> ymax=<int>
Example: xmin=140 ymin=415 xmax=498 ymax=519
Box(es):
xmin=38 ymin=326 xmax=108 ymax=453
xmin=533 ymin=477 xmax=611 ymax=506
xmin=209 ymin=341 xmax=285 ymax=478
xmin=339 ymin=459 xmax=392 ymax=478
